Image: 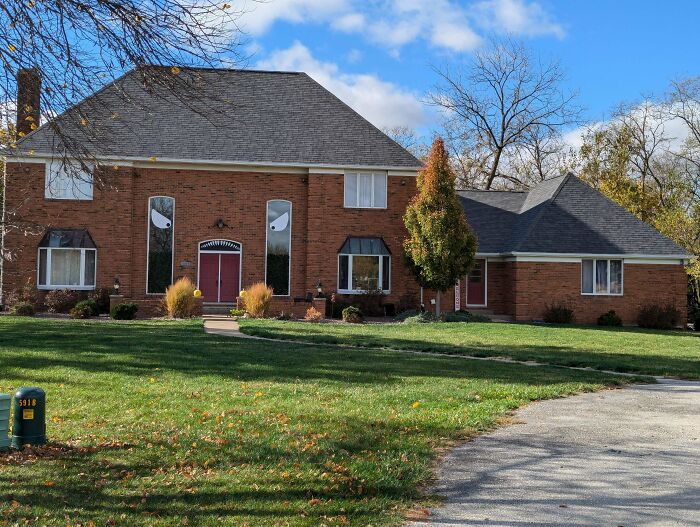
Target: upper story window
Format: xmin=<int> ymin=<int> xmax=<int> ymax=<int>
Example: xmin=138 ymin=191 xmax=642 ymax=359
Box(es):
xmin=581 ymin=259 xmax=623 ymax=296
xmin=45 ymin=160 xmax=93 ymax=200
xmin=344 ymin=172 xmax=387 ymax=208
xmin=37 ymin=229 xmax=96 ymax=290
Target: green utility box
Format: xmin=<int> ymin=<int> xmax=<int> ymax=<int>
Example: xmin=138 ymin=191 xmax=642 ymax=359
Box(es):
xmin=11 ymin=387 xmax=46 ymax=448
xmin=0 ymin=394 xmax=10 ymax=451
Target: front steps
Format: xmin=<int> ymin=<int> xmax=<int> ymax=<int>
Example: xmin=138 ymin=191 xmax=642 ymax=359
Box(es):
xmin=202 ymin=303 xmax=235 ymax=316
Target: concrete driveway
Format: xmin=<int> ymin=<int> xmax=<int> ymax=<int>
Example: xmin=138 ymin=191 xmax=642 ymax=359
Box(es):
xmin=408 ymin=379 xmax=700 ymax=527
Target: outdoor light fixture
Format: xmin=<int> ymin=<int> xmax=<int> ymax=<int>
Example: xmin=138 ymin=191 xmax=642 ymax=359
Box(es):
xmin=113 ymin=277 xmax=121 ymax=293
xmin=316 ymin=280 xmax=324 ymax=298
xmin=215 ymin=218 xmax=228 ymax=229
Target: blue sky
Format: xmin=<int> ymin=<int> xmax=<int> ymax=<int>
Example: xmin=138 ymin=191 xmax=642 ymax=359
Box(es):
xmin=236 ymin=0 xmax=700 ymax=136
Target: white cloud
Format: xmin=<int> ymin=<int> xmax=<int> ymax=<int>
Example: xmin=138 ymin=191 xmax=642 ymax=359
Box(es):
xmin=473 ymin=0 xmax=566 ymax=38
xmin=346 ymin=48 xmax=363 ymax=63
xmin=256 ymin=42 xmax=426 ymax=129
xmin=236 ymin=0 xmax=564 ymax=56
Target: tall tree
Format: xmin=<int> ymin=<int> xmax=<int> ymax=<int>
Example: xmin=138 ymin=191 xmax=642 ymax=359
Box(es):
xmin=404 ymin=137 xmax=477 ymax=315
xmin=430 ymin=39 xmax=580 ymax=189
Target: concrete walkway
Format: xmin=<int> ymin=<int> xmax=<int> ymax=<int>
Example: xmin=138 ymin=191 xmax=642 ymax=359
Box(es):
xmin=408 ymin=378 xmax=700 ymax=527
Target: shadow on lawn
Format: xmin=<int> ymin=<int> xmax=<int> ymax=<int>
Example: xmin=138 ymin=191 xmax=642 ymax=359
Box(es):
xmin=242 ymin=323 xmax=700 ymax=379
xmin=0 ymin=319 xmax=625 ymax=386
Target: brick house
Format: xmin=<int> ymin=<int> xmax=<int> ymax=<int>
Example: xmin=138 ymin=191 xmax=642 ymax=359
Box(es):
xmin=1 ymin=67 xmax=692 ymax=323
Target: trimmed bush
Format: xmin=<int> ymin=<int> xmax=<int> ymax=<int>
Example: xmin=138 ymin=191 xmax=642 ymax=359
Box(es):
xmin=88 ymin=287 xmax=112 ymax=314
xmin=394 ymin=309 xmax=420 ymax=322
xmin=5 ymin=277 xmax=39 ymax=307
xmin=543 ymin=303 xmax=574 ymax=324
xmin=304 ymin=306 xmax=323 ymax=322
xmin=241 ymin=282 xmax=273 ymax=318
xmin=694 ymin=315 xmax=700 ymax=332
xmin=637 ymin=304 xmax=681 ymax=330
xmin=70 ymin=300 xmax=95 ymax=319
xmin=275 ymin=311 xmax=293 ymax=321
xmin=597 ymin=310 xmax=623 ymax=327
xmin=229 ymin=308 xmax=246 ymax=317
xmin=11 ymin=302 xmax=35 ymax=316
xmin=164 ymin=277 xmax=197 ymax=318
xmin=110 ymin=302 xmax=138 ymax=320
xmin=403 ymin=312 xmax=438 ymax=324
xmin=342 ymin=306 xmax=364 ymax=323
xmin=444 ymin=309 xmax=491 ymax=323
xmin=44 ymin=289 xmax=83 ymax=313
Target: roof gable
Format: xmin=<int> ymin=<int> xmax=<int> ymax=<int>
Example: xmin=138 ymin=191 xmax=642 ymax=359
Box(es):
xmin=14 ymin=67 xmax=421 ymax=169
xmin=460 ymin=174 xmax=691 ymax=257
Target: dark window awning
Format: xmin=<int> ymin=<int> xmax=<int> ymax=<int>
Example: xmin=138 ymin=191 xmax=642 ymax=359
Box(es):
xmin=338 ymin=236 xmax=391 ymax=255
xmin=39 ymin=229 xmax=96 ymax=249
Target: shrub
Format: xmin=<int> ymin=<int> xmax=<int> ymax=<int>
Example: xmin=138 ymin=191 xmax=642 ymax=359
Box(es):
xmin=76 ymin=298 xmax=98 ymax=316
xmin=44 ymin=289 xmax=83 ymax=313
xmin=694 ymin=315 xmax=700 ymax=332
xmin=394 ymin=309 xmax=420 ymax=322
xmin=111 ymin=302 xmax=138 ymax=320
xmin=444 ymin=309 xmax=491 ymax=323
xmin=597 ymin=310 xmax=623 ymax=327
xmin=543 ymin=303 xmax=574 ymax=324
xmin=403 ymin=312 xmax=439 ymax=324
xmin=88 ymin=287 xmax=111 ymax=314
xmin=5 ymin=277 xmax=39 ymax=308
xmin=304 ymin=306 xmax=323 ymax=322
xmin=70 ymin=300 xmax=95 ymax=319
xmin=276 ymin=311 xmax=293 ymax=320
xmin=637 ymin=304 xmax=681 ymax=330
xmin=164 ymin=277 xmax=197 ymax=318
xmin=350 ymin=289 xmax=385 ymax=317
xmin=11 ymin=302 xmax=34 ymax=316
xmin=229 ymin=308 xmax=246 ymax=317
xmin=342 ymin=306 xmax=364 ymax=323
xmin=242 ymin=282 xmax=273 ymax=318
xmin=330 ymin=300 xmax=353 ymax=319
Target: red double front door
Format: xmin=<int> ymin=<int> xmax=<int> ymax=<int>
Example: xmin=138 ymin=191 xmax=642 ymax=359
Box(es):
xmin=199 ymin=253 xmax=240 ymax=303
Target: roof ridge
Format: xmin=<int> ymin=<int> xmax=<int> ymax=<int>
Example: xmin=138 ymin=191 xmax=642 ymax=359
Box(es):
xmin=511 ymin=175 xmax=570 ymax=251
xmin=457 ymin=188 xmax=528 ymax=194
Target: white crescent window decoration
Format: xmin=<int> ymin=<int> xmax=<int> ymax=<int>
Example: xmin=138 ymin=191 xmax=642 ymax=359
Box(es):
xmin=151 ymin=208 xmax=172 ymax=229
xmin=269 ymin=212 xmax=289 ymax=232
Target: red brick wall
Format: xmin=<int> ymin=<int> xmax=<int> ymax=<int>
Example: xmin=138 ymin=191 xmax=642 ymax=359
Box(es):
xmin=2 ymin=161 xmax=422 ymax=315
xmin=510 ymin=261 xmax=688 ymax=324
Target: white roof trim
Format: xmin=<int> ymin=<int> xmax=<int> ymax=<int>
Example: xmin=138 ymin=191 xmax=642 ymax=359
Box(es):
xmin=7 ymin=153 xmax=421 ymax=173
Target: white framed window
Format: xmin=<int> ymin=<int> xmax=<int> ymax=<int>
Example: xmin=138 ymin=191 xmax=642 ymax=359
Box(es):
xmin=45 ymin=160 xmax=93 ymax=200
xmin=344 ymin=172 xmax=387 ymax=208
xmin=338 ymin=254 xmax=391 ymax=294
xmin=38 ymin=248 xmax=96 ymax=290
xmin=581 ymin=259 xmax=623 ymax=296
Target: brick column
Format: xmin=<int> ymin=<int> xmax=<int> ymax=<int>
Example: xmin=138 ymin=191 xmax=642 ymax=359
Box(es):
xmin=312 ymin=297 xmax=327 ymax=319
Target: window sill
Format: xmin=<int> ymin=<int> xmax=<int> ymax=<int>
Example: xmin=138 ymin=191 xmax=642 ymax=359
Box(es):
xmin=44 ymin=196 xmax=93 ymax=201
xmin=581 ymin=293 xmax=624 ymax=297
xmin=342 ymin=206 xmax=387 ymax=210
xmin=38 ymin=285 xmax=96 ymax=291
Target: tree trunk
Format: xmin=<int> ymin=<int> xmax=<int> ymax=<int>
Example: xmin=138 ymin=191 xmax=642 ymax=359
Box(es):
xmin=435 ymin=291 xmax=441 ymax=317
xmin=486 ymin=147 xmax=503 ymax=189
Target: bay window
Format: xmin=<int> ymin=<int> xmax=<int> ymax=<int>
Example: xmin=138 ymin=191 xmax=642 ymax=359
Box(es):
xmin=581 ymin=259 xmax=623 ymax=295
xmin=344 ymin=172 xmax=387 ymax=208
xmin=37 ymin=229 xmax=97 ymax=290
xmin=337 ymin=237 xmax=390 ymax=293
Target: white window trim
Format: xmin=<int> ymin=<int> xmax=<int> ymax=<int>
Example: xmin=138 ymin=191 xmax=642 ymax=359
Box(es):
xmin=44 ymin=160 xmax=94 ymax=201
xmin=264 ymin=200 xmax=292 ymax=297
xmin=37 ymin=247 xmax=97 ymax=290
xmin=343 ymin=172 xmax=388 ymax=209
xmin=581 ymin=258 xmax=624 ymax=296
xmin=146 ymin=195 xmax=175 ymax=295
xmin=337 ymin=253 xmax=391 ymax=294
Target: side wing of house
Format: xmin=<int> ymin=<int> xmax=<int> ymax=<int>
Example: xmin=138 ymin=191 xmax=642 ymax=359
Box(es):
xmin=457 ymin=175 xmax=691 ymax=324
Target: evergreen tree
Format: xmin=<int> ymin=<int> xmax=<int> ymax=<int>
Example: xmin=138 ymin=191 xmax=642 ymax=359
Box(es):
xmin=404 ymin=138 xmax=478 ymax=315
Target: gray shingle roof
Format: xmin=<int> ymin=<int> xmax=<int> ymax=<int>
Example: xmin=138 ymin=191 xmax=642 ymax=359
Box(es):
xmin=14 ymin=67 xmax=421 ymax=169
xmin=459 ymin=174 xmax=692 ymax=257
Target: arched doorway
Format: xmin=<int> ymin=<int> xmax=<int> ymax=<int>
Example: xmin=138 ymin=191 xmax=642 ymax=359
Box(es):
xmin=197 ymin=239 xmax=242 ymax=303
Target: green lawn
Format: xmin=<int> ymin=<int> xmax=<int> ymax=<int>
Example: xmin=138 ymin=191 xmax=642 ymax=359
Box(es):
xmin=240 ymin=319 xmax=700 ymax=379
xmin=0 ymin=317 xmax=627 ymax=526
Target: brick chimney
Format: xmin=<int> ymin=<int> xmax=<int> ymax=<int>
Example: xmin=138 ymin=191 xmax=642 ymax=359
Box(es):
xmin=16 ymin=68 xmax=41 ymax=138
